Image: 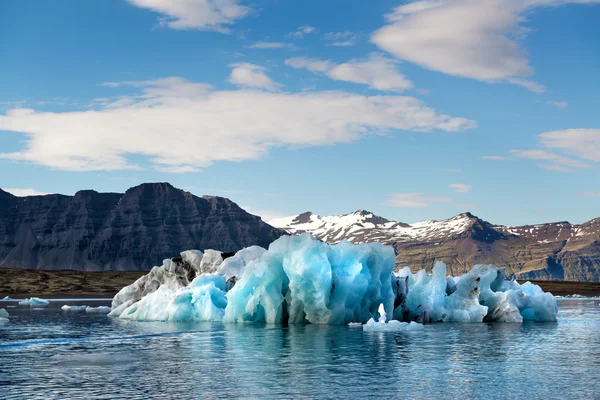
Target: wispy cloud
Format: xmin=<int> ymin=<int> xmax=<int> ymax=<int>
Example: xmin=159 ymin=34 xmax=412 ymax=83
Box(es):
xmin=126 ymin=0 xmax=251 ymax=32
xmin=548 ymin=100 xmax=568 ymax=109
xmin=510 ymin=149 xmax=594 ymax=172
xmin=324 ymin=31 xmax=360 ymax=47
xmin=285 ymin=53 xmax=414 ymax=92
xmin=245 ymin=41 xmax=294 ymax=49
xmin=228 ymin=63 xmax=282 ymax=91
xmin=385 ymin=192 xmax=452 ymax=208
xmin=288 ymin=25 xmax=317 ymax=38
xmin=481 ymin=155 xmax=510 ymax=161
xmin=448 ymin=183 xmax=472 ymax=193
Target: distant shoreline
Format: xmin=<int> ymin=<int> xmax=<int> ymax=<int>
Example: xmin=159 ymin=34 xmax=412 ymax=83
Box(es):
xmin=1 ymin=268 xmax=599 ymax=298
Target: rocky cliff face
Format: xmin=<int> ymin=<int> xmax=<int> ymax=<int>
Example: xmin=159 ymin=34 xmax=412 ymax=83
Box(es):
xmin=0 ymin=183 xmax=284 ymax=271
xmin=271 ymin=211 xmax=600 ymax=282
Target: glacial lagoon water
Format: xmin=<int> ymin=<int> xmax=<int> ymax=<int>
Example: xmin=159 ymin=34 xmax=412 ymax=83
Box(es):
xmin=1 ymin=298 xmax=599 ymax=399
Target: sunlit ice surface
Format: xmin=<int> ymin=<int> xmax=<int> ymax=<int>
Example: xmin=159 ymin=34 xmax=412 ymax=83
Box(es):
xmin=0 ymin=298 xmax=599 ymax=399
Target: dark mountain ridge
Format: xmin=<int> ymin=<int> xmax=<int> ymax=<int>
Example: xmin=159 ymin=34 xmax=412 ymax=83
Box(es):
xmin=0 ymin=183 xmax=283 ymax=271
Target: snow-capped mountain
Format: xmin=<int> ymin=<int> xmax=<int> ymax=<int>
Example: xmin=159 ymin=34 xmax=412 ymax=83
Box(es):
xmin=269 ymin=210 xmax=479 ymax=245
xmin=270 ymin=210 xmax=600 ymax=282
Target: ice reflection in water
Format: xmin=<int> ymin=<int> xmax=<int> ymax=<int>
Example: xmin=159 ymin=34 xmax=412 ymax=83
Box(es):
xmin=0 ymin=299 xmax=599 ymax=399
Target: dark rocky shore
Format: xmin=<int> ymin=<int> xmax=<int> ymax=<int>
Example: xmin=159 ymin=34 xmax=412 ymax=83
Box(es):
xmin=1 ymin=268 xmax=600 ymax=298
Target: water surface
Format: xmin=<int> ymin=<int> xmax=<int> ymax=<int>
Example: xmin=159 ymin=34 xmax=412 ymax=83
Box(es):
xmin=1 ymin=299 xmax=599 ymax=399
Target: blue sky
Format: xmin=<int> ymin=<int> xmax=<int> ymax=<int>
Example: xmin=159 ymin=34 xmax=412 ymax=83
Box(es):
xmin=1 ymin=0 xmax=599 ymax=226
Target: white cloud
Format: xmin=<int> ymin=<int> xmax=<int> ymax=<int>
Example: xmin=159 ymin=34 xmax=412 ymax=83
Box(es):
xmin=0 ymin=77 xmax=476 ymax=172
xmin=548 ymin=100 xmax=568 ymax=109
xmin=448 ymin=183 xmax=472 ymax=193
xmin=285 ymin=54 xmax=414 ymax=92
xmin=3 ymin=188 xmax=50 ymax=197
xmin=385 ymin=192 xmax=452 ymax=208
xmin=246 ymin=41 xmax=292 ymax=49
xmin=228 ymin=63 xmax=281 ymax=91
xmin=509 ymin=128 xmax=600 ymax=171
xmin=127 ymin=0 xmax=251 ymax=32
xmin=288 ymin=25 xmax=317 ymax=38
xmin=244 ymin=207 xmax=290 ymax=222
xmin=482 ymin=155 xmax=511 ymax=160
xmin=538 ymin=129 xmax=600 ymax=162
xmin=372 ymin=0 xmax=600 ymax=92
xmin=510 ymin=149 xmax=594 ymax=172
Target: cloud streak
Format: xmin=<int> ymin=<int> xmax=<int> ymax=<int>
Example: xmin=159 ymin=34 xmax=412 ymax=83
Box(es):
xmin=385 ymin=192 xmax=453 ymax=208
xmin=0 ymin=77 xmax=476 ymax=172
xmin=285 ymin=54 xmax=414 ymax=92
xmin=127 ymin=0 xmax=251 ymax=32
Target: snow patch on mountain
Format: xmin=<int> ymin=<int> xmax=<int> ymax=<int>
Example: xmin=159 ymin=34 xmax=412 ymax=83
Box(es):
xmin=269 ymin=210 xmax=475 ymax=244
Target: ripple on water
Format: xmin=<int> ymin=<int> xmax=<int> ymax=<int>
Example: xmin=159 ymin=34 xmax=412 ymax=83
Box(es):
xmin=0 ymin=299 xmax=599 ymax=399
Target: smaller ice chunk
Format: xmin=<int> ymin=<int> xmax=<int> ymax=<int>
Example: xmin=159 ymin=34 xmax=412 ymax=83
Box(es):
xmin=61 ymin=305 xmax=87 ymax=312
xmin=85 ymin=306 xmax=112 ymax=314
xmin=2 ymin=296 xmax=12 ymax=300
xmin=363 ymin=304 xmax=424 ymax=332
xmin=0 ymin=308 xmax=9 ymax=318
xmin=0 ymin=318 xmax=8 ymax=323
xmin=19 ymin=297 xmax=49 ymax=306
xmin=348 ymin=322 xmax=362 ymax=327
xmin=119 ymin=274 xmax=227 ymax=322
xmin=108 ymin=299 xmax=136 ymax=318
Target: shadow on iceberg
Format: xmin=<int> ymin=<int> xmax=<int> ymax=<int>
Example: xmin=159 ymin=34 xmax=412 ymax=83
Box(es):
xmin=109 ymin=234 xmax=558 ymax=325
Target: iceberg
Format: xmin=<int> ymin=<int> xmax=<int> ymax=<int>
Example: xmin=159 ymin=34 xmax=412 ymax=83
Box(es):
xmin=2 ymin=296 xmax=12 ymax=300
xmin=110 ymin=233 xmax=558 ymax=324
xmin=19 ymin=297 xmax=49 ymax=306
xmin=0 ymin=308 xmax=9 ymax=318
xmin=61 ymin=305 xmax=87 ymax=312
xmin=363 ymin=304 xmax=424 ymax=332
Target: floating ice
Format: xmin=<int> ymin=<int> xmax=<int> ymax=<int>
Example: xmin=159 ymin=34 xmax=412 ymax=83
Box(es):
xmin=2 ymin=296 xmax=12 ymax=300
xmin=0 ymin=308 xmax=9 ymax=318
xmin=110 ymin=233 xmax=558 ymax=324
xmin=85 ymin=306 xmax=112 ymax=314
xmin=61 ymin=305 xmax=87 ymax=312
xmin=19 ymin=297 xmax=49 ymax=306
xmin=0 ymin=318 xmax=7 ymax=323
xmin=363 ymin=304 xmax=424 ymax=332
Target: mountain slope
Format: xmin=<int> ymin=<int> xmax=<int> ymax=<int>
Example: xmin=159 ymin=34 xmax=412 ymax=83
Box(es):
xmin=0 ymin=183 xmax=284 ymax=271
xmin=271 ymin=211 xmax=600 ymax=281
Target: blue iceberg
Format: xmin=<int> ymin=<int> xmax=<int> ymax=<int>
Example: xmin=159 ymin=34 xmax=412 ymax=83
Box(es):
xmin=110 ymin=233 xmax=558 ymax=324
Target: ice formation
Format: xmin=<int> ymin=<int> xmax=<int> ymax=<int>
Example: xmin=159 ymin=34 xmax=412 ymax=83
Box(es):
xmin=18 ymin=297 xmax=49 ymax=306
xmin=363 ymin=304 xmax=424 ymax=332
xmin=61 ymin=305 xmax=87 ymax=312
xmin=110 ymin=233 xmax=559 ymax=324
xmin=0 ymin=308 xmax=9 ymax=318
xmin=2 ymin=296 xmax=12 ymax=300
